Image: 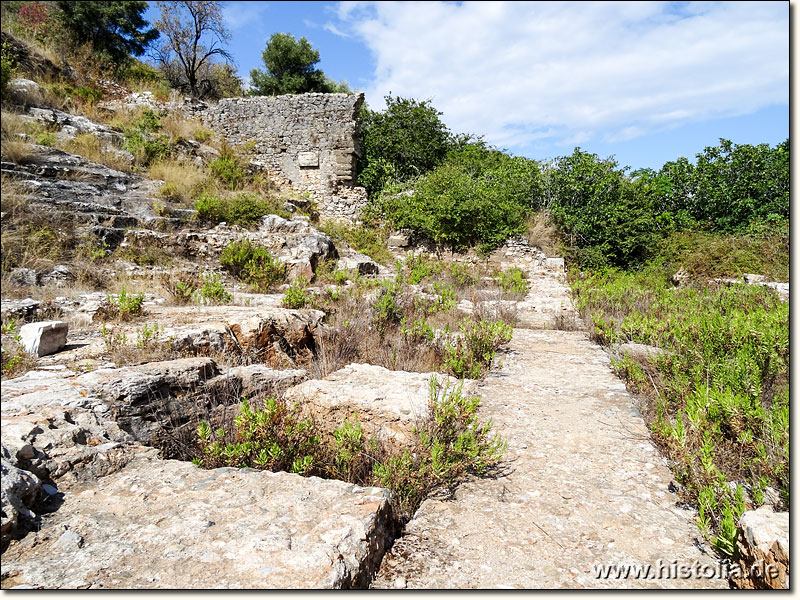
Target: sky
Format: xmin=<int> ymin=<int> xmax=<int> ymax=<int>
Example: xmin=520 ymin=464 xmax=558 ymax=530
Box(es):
xmin=143 ymin=1 xmax=789 ymax=170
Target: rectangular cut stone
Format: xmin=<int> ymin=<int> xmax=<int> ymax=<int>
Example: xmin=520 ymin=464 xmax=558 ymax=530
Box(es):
xmin=283 ymin=364 xmax=476 ymax=444
xmin=297 ymin=151 xmax=319 ymax=168
xmin=0 ymin=457 xmax=395 ymax=589
xmin=19 ymin=321 xmax=69 ymax=357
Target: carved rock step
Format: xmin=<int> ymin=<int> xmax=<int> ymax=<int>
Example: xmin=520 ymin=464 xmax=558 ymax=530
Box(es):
xmin=0 ymin=457 xmax=395 ymax=589
xmin=284 ymin=364 xmax=477 ymax=444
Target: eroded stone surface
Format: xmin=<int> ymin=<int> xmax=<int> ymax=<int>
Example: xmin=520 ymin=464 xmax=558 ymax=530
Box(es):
xmin=284 ymin=364 xmax=476 ymax=443
xmin=731 ymin=506 xmax=789 ymax=589
xmin=1 ymin=457 xmax=395 ymax=589
xmin=373 ymin=327 xmax=726 ymax=589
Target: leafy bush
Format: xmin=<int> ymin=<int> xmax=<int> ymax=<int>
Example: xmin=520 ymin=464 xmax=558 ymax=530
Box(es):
xmin=379 ymin=142 xmax=539 ymax=251
xmin=194 ymin=376 xmax=504 ymax=521
xmin=123 ymin=109 xmax=171 ymax=167
xmin=443 ymin=318 xmax=513 ymax=379
xmin=281 ymin=276 xmax=313 ymax=309
xmin=358 ymin=95 xmax=453 ymax=198
xmin=220 ymin=239 xmax=286 ymax=292
xmin=194 ymin=192 xmax=285 ymax=227
xmin=209 ymin=144 xmax=247 ymax=190
xmin=195 ymin=273 xmax=232 ymax=304
xmin=196 ymin=398 xmax=320 ymax=474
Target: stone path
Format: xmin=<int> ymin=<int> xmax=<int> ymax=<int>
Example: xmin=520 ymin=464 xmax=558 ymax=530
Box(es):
xmin=372 ymin=268 xmax=727 ymax=589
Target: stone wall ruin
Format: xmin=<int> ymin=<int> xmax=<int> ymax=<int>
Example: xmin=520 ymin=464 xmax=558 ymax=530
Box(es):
xmin=203 ymin=93 xmax=368 ymax=221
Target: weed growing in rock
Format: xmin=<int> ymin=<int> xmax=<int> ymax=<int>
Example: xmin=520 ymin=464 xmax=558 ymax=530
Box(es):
xmin=317 ymin=220 xmax=393 ymax=265
xmin=208 ymin=144 xmax=247 ymax=190
xmin=96 ymin=287 xmax=145 ymax=321
xmin=496 ymin=267 xmax=528 ymax=298
xmin=220 ymin=239 xmax=286 ymax=292
xmin=195 ymin=397 xmax=321 ymax=474
xmin=192 ymin=376 xmax=505 ymax=521
xmin=195 ymin=273 xmax=232 ymax=304
xmin=194 ymin=191 xmax=287 ymax=227
xmin=281 ymin=276 xmax=314 ymax=309
xmin=123 ymin=109 xmax=172 ymax=167
xmin=443 ymin=318 xmax=513 ymax=379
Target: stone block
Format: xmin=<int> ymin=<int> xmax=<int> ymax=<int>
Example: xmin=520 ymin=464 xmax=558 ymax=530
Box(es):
xmin=545 ymin=257 xmax=565 ymax=271
xmin=0 ymin=457 xmax=395 ymax=589
xmin=19 ymin=321 xmax=69 ymax=357
xmin=297 ymin=151 xmax=320 ymax=167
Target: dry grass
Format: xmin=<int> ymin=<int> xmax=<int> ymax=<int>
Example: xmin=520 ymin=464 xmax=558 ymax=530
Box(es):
xmin=525 ymin=211 xmax=562 ymax=257
xmin=161 ymin=113 xmax=204 ymax=143
xmin=148 ymin=158 xmax=214 ymax=204
xmin=58 ymin=133 xmax=133 ymax=172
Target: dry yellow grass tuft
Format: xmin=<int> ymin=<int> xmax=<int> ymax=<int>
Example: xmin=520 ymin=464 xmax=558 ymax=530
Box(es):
xmin=149 ymin=158 xmax=215 ymax=204
xmin=524 ymin=211 xmax=562 ymax=257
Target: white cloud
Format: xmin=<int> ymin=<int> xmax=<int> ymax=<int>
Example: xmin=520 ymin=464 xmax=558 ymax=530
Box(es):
xmin=328 ymin=1 xmax=788 ymax=153
xmin=223 ymin=1 xmax=269 ymax=31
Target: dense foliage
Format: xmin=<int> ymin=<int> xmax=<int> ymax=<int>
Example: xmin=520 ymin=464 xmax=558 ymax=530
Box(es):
xmin=55 ymin=1 xmax=158 ymax=64
xmin=358 ymin=95 xmax=453 ymax=198
xmin=378 ymin=141 xmax=540 ymax=251
xmin=249 ymin=32 xmax=348 ymax=96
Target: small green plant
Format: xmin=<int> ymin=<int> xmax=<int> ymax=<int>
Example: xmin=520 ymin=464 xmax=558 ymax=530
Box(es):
xmin=220 ymin=239 xmax=286 ymax=292
xmin=192 ymin=127 xmax=213 ymax=143
xmin=373 ymin=279 xmax=403 ymax=330
xmin=1 ymin=318 xmax=18 ymax=335
xmin=281 ymin=276 xmax=314 ymax=309
xmin=195 ymin=397 xmax=321 ymax=474
xmin=496 ymin=267 xmax=528 ymax=296
xmin=123 ymin=109 xmax=171 ymax=167
xmin=1 ymin=42 xmax=16 ymax=100
xmin=443 ymin=318 xmax=513 ymax=379
xmin=136 ymin=322 xmax=162 ymax=348
xmin=101 ymin=287 xmax=145 ymax=321
xmin=209 ymin=144 xmax=247 ymax=190
xmin=194 ymin=273 xmax=232 ymax=304
xmin=194 ymin=192 xmax=286 ymax=227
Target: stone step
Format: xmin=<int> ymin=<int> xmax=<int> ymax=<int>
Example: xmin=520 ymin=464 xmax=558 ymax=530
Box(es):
xmin=1 ymin=457 xmax=395 ymax=589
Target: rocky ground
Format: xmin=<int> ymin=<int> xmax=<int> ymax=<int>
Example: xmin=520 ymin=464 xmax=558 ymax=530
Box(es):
xmin=0 ymin=86 xmax=788 ymax=590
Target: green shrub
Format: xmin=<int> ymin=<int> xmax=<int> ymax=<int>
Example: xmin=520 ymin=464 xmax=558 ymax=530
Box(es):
xmin=196 ymin=398 xmax=321 ymax=474
xmin=209 ymin=145 xmax=247 ymax=190
xmin=373 ymin=278 xmax=403 ymax=329
xmin=220 ymin=239 xmax=286 ymax=292
xmin=496 ymin=267 xmax=528 ymax=296
xmin=194 ymin=192 xmax=285 ymax=227
xmin=123 ymin=109 xmax=171 ymax=167
xmin=443 ymin=318 xmax=513 ymax=379
xmin=281 ymin=276 xmax=313 ymax=309
xmin=194 ymin=376 xmax=505 ymax=521
xmin=97 ymin=287 xmax=145 ymax=321
xmin=192 ymin=127 xmax=213 ymax=143
xmin=573 ymin=267 xmax=789 ymax=553
xmin=379 ymin=142 xmax=538 ymax=251
xmin=1 ymin=42 xmax=16 ymax=99
xmin=194 ymin=273 xmax=232 ymax=304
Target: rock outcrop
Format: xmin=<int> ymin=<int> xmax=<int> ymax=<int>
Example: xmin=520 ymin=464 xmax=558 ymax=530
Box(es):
xmin=1 ymin=457 xmax=395 ymax=589
xmin=731 ymin=506 xmax=789 ymax=589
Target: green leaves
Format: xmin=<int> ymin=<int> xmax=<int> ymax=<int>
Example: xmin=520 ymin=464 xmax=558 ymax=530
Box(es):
xmin=249 ymin=33 xmax=345 ymax=96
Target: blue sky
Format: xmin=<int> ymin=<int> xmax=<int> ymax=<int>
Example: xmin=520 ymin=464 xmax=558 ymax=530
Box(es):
xmin=143 ymin=1 xmax=788 ymax=170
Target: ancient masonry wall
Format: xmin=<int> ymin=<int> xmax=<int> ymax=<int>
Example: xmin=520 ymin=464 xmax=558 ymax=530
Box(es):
xmin=202 ymin=93 xmax=368 ymax=221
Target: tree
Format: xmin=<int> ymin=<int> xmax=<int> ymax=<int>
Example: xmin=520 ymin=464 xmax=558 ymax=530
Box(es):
xmin=154 ymin=0 xmax=234 ymax=99
xmin=55 ymin=1 xmax=158 ymax=64
xmin=249 ymin=32 xmax=345 ymax=96
xmin=358 ymin=95 xmax=452 ymax=197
